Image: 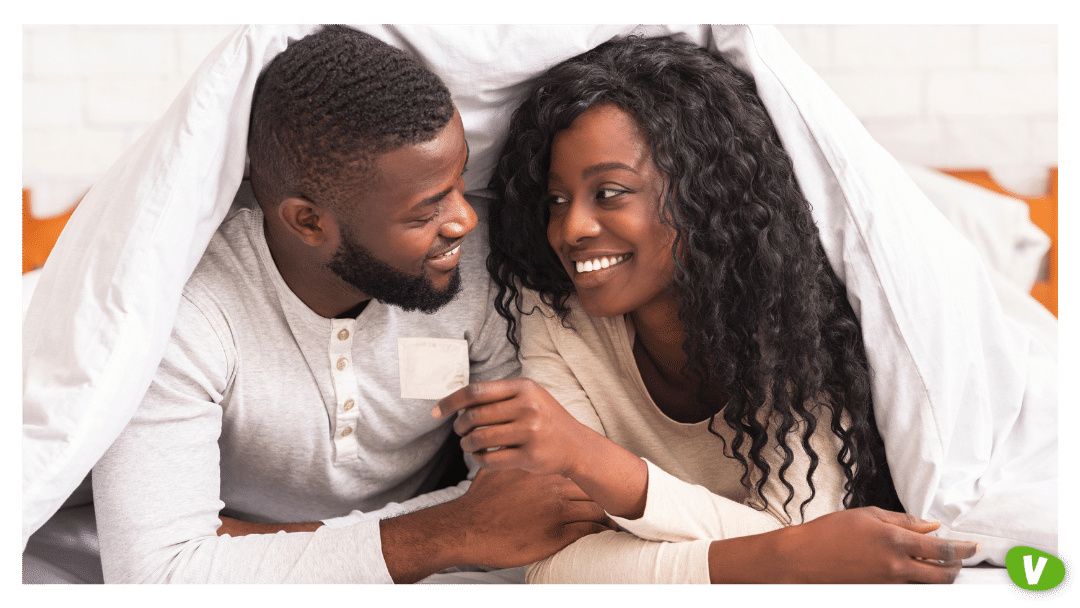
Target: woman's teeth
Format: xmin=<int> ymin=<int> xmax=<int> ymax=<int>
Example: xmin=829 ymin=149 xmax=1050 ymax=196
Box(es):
xmin=434 ymin=245 xmax=460 ymax=259
xmin=576 ymin=254 xmax=627 ymax=274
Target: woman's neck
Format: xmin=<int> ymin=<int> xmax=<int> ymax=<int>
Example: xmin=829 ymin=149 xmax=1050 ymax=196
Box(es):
xmin=628 ymin=294 xmax=688 ymax=381
xmin=628 ymin=292 xmax=718 ymax=424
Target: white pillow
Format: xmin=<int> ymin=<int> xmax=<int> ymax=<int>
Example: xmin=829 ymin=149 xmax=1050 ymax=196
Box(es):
xmin=23 ymin=26 xmax=1057 ymax=568
xmin=902 ymin=162 xmax=1050 ymax=293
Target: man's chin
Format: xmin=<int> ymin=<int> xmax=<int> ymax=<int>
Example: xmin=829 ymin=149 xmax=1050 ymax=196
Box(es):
xmin=378 ymin=267 xmax=462 ymax=314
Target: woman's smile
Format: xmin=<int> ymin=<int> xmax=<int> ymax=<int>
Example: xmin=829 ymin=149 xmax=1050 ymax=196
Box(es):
xmin=570 ymin=253 xmax=633 ymax=290
xmin=574 ymin=252 xmax=630 ymax=275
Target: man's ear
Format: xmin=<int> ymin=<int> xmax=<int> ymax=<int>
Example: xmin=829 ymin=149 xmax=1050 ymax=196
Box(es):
xmin=279 ymin=197 xmax=333 ymax=247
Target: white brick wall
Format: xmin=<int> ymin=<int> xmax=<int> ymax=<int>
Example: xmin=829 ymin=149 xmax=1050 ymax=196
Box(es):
xmin=777 ymin=24 xmax=1058 ymax=196
xmin=22 ymin=25 xmax=238 ymax=217
xmin=22 ymin=25 xmax=1059 ymax=217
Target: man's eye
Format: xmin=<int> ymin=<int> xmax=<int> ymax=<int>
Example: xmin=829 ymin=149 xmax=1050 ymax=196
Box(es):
xmin=417 ymin=207 xmax=440 ymax=224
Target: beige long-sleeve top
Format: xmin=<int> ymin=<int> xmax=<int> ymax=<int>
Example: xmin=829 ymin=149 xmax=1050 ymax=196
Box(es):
xmin=519 ymin=290 xmax=847 ymax=583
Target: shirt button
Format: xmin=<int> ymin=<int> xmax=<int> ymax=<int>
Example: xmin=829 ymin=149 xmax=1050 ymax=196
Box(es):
xmin=343 ymin=399 xmax=355 ymax=411
xmin=340 ymin=427 xmax=353 ymax=438
xmin=336 ymin=357 xmax=348 ymax=371
xmin=337 ymin=328 xmax=350 ymax=341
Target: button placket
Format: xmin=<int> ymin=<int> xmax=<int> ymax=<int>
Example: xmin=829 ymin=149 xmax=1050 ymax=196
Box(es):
xmin=328 ymin=318 xmax=360 ymax=461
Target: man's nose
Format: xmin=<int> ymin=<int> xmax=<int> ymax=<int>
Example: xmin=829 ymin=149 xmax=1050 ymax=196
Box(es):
xmin=441 ymin=190 xmax=477 ymax=239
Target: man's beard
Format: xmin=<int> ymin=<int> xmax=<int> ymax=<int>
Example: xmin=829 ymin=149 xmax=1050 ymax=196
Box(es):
xmin=327 ymin=229 xmax=462 ymax=314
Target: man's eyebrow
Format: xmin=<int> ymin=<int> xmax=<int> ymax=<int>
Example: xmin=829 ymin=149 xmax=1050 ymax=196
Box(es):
xmin=412 ymin=188 xmax=451 ymax=212
xmin=409 ymin=142 xmax=470 ymax=212
xmin=582 ymin=161 xmax=637 ymax=179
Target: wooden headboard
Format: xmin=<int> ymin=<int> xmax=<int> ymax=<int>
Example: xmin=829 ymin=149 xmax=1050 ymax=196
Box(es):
xmin=939 ymin=168 xmax=1058 ymax=318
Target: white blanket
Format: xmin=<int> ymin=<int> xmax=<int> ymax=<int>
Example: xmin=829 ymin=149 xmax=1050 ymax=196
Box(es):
xmin=23 ymin=25 xmax=1057 ymax=568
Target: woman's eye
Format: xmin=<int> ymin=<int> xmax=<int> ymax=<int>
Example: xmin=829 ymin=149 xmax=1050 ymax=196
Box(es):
xmin=597 ymin=188 xmax=623 ymax=200
xmin=545 ymin=194 xmax=569 ymax=207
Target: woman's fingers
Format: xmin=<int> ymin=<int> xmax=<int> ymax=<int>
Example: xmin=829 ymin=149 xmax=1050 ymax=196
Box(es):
xmin=867 ymin=508 xmax=979 ymax=583
xmin=460 ymin=420 xmax=525 ymax=453
xmin=433 ymin=379 xmax=525 ymax=418
xmin=452 ymin=398 xmax=521 ymax=436
xmin=904 ymin=530 xmax=979 ymax=562
xmin=905 ymin=557 xmax=965 ymax=584
xmin=872 ymin=507 xmax=981 ymax=564
xmin=868 ymin=507 xmax=942 ymax=532
xmin=437 ymin=378 xmax=584 ymax=477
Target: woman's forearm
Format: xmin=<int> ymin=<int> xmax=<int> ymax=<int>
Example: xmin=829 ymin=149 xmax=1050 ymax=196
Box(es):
xmin=564 ymin=423 xmax=649 ymax=519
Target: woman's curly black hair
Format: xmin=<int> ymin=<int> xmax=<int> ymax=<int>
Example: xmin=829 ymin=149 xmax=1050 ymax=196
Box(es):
xmin=487 ymin=35 xmax=903 ymax=517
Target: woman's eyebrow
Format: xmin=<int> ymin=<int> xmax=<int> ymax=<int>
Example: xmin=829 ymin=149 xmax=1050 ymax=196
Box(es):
xmin=582 ymin=161 xmax=637 ymax=178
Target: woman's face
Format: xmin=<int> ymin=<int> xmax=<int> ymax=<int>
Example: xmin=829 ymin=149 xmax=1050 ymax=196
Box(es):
xmin=546 ymin=103 xmax=677 ymax=318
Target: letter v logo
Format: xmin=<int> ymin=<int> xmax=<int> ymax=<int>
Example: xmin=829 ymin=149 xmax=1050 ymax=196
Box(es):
xmin=1007 ymin=546 xmax=1065 ymax=591
xmin=1023 ymin=554 xmax=1047 ymax=585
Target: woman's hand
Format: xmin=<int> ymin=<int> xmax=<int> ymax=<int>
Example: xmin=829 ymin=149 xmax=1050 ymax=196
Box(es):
xmin=433 ymin=378 xmax=591 ymax=478
xmin=709 ymin=507 xmax=980 ymax=584
xmin=433 ymin=378 xmax=650 ymax=519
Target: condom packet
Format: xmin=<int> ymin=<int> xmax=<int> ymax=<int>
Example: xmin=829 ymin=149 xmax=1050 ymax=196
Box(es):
xmin=398 ymin=337 xmax=470 ymax=400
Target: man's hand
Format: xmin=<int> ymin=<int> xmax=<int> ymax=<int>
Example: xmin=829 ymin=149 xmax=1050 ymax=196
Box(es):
xmin=380 ymin=468 xmax=614 ymax=583
xmin=453 ymin=468 xmax=616 ymax=566
xmin=216 ymin=516 xmax=322 ymax=536
xmin=710 ymin=507 xmax=980 ymax=584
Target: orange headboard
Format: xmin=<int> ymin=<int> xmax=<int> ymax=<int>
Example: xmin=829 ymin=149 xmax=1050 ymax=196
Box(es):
xmin=939 ymin=168 xmax=1058 ymax=318
xmin=22 ymin=189 xmax=79 ymax=275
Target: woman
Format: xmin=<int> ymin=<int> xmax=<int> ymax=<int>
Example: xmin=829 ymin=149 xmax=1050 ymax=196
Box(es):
xmin=434 ymin=35 xmax=978 ymax=583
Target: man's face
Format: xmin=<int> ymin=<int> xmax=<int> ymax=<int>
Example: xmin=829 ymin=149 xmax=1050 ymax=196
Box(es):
xmin=326 ymin=110 xmax=476 ymax=313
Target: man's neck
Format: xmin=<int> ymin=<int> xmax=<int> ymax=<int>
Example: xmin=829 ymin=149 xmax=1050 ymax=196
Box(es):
xmin=261 ymin=217 xmax=366 ymax=319
xmin=337 ymin=299 xmax=371 ymax=319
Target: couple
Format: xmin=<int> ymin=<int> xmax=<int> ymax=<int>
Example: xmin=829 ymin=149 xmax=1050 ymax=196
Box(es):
xmin=89 ymin=26 xmax=976 ymax=583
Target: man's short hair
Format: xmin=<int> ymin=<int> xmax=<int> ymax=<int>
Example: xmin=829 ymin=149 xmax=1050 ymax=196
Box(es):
xmin=248 ymin=25 xmax=454 ymax=212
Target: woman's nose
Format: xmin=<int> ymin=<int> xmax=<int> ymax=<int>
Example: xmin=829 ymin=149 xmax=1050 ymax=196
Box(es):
xmin=558 ymin=200 xmax=601 ymax=245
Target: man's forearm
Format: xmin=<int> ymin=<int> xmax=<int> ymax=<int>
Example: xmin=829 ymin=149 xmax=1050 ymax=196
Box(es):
xmin=380 ymin=468 xmax=616 ymax=583
xmin=217 ymin=516 xmax=323 ymax=537
xmin=379 ymin=500 xmax=465 ymax=583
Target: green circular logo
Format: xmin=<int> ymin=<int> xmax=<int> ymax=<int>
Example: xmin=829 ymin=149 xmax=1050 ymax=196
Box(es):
xmin=1006 ymin=546 xmax=1065 ymax=591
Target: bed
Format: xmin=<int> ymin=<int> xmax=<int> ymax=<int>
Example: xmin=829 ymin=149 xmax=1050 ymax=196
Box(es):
xmin=21 ymin=25 xmax=1057 ymax=585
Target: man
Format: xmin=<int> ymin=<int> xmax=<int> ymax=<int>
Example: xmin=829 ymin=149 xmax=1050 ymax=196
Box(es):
xmin=91 ymin=26 xmax=609 ymax=584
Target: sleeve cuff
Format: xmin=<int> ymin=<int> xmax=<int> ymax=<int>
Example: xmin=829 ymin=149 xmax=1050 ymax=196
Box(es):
xmin=610 ymin=459 xmax=783 ymax=542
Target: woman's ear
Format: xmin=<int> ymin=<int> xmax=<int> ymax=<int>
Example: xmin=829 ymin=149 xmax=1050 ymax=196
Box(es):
xmin=279 ymin=197 xmax=333 ymax=247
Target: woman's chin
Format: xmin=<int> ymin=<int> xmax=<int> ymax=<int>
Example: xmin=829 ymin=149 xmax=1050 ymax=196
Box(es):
xmin=577 ymin=293 xmax=630 ymax=319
